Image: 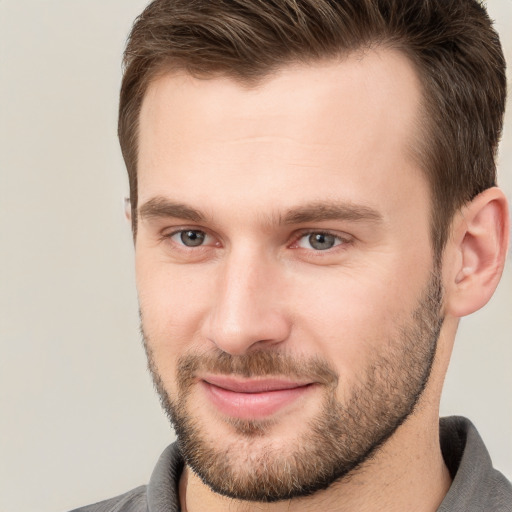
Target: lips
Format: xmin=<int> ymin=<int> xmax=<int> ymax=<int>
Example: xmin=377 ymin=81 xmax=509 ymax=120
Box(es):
xmin=200 ymin=375 xmax=314 ymax=420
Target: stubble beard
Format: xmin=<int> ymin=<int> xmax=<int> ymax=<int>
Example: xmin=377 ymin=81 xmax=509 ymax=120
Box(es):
xmin=142 ymin=270 xmax=444 ymax=503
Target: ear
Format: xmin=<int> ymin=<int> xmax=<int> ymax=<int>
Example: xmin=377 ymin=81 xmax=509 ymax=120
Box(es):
xmin=124 ymin=197 xmax=132 ymax=222
xmin=444 ymin=187 xmax=510 ymax=318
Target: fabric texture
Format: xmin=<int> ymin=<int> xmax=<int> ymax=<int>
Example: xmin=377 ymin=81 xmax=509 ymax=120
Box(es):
xmin=69 ymin=416 xmax=512 ymax=512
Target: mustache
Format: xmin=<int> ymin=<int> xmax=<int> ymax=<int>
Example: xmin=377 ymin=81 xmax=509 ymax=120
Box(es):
xmin=176 ymin=349 xmax=339 ymax=388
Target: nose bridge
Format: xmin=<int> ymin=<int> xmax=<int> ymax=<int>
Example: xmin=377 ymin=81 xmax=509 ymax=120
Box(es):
xmin=206 ymin=243 xmax=289 ymax=354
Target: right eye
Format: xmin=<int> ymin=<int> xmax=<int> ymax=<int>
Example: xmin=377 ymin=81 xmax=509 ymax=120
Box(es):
xmin=170 ymin=229 xmax=210 ymax=247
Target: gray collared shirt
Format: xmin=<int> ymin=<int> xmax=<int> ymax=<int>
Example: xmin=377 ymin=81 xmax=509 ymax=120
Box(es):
xmin=71 ymin=416 xmax=512 ymax=512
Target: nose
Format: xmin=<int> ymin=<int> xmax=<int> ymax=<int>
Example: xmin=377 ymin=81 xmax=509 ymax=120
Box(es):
xmin=203 ymin=248 xmax=291 ymax=355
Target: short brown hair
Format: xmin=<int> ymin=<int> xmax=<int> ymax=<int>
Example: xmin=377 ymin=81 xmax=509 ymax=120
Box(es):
xmin=119 ymin=0 xmax=506 ymax=254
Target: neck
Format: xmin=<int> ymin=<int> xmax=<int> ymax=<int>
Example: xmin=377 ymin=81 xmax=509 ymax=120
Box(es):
xmin=179 ymin=408 xmax=451 ymax=512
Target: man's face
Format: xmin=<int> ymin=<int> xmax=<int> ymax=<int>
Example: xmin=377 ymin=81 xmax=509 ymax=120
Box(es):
xmin=136 ymin=50 xmax=444 ymax=501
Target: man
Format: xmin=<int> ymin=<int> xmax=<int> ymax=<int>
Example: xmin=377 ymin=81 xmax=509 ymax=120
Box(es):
xmin=74 ymin=0 xmax=511 ymax=510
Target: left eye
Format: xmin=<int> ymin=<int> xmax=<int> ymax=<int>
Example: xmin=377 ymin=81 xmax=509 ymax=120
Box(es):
xmin=170 ymin=230 xmax=209 ymax=247
xmin=296 ymin=232 xmax=342 ymax=251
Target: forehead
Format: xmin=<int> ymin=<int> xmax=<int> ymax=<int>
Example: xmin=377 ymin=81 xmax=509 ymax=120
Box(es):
xmin=137 ymin=49 xmax=427 ymax=224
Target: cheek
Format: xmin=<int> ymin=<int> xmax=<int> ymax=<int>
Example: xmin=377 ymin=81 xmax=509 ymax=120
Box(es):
xmin=136 ymin=253 xmax=214 ymax=371
xmin=290 ymin=262 xmax=428 ymax=393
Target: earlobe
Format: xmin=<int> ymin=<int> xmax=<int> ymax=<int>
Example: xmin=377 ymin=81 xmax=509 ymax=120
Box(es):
xmin=444 ymin=187 xmax=509 ymax=318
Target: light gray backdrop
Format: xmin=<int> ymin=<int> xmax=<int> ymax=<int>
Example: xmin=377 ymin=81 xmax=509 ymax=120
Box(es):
xmin=0 ymin=1 xmax=510 ymax=511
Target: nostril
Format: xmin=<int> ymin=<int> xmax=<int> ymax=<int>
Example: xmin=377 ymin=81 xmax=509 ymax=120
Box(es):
xmin=205 ymin=312 xmax=291 ymax=356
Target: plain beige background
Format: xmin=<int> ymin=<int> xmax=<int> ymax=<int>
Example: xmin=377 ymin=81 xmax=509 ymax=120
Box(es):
xmin=0 ymin=1 xmax=510 ymax=511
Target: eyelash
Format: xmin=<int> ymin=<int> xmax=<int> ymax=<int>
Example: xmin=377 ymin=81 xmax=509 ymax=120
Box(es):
xmin=161 ymin=228 xmax=352 ymax=253
xmin=163 ymin=228 xmax=217 ymax=249
xmin=291 ymin=230 xmax=351 ymax=251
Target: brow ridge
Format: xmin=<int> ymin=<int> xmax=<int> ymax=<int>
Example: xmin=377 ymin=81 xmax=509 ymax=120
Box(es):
xmin=139 ymin=197 xmax=205 ymax=223
xmin=282 ymin=201 xmax=383 ymax=224
xmin=138 ymin=197 xmax=382 ymax=226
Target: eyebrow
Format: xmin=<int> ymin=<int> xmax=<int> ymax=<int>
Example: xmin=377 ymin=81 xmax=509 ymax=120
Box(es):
xmin=139 ymin=197 xmax=206 ymax=223
xmin=138 ymin=196 xmax=383 ymax=226
xmin=282 ymin=201 xmax=383 ymax=225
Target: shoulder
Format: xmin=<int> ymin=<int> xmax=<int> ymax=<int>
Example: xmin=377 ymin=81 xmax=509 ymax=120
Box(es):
xmin=439 ymin=416 xmax=512 ymax=511
xmin=66 ymin=442 xmax=183 ymax=512
xmin=68 ymin=485 xmax=147 ymax=512
xmin=488 ymin=471 xmax=512 ymax=512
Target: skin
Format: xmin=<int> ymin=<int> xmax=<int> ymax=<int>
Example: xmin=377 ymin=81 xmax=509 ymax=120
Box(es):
xmin=134 ymin=48 xmax=509 ymax=512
